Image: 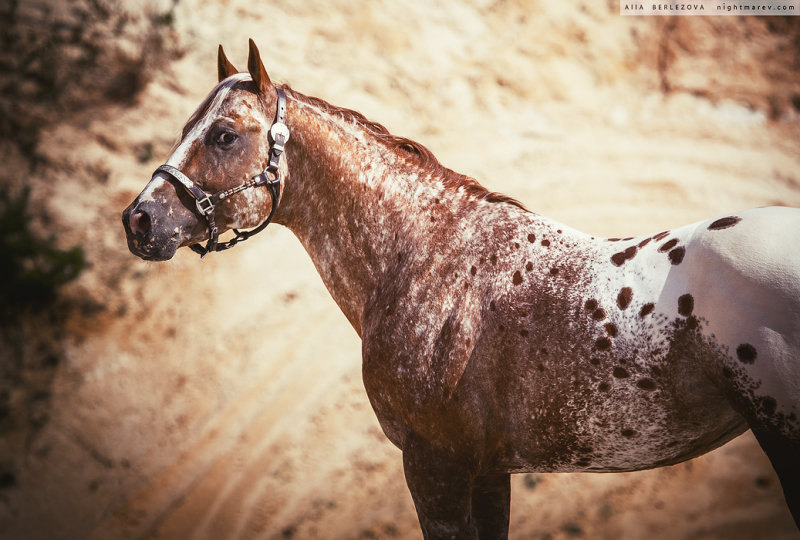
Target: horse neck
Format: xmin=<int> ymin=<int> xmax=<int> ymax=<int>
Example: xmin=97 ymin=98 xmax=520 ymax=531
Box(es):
xmin=274 ymin=93 xmax=472 ymax=335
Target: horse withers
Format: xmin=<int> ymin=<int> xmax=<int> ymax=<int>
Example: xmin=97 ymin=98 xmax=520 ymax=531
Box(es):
xmin=122 ymin=41 xmax=800 ymax=538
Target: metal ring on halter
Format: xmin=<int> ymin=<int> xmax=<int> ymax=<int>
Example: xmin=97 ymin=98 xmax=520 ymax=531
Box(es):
xmin=153 ymin=88 xmax=289 ymax=258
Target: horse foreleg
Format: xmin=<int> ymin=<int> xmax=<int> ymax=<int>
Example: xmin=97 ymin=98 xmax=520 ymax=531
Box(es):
xmin=751 ymin=426 xmax=800 ymax=529
xmin=472 ymin=473 xmax=511 ymax=540
xmin=402 ymin=434 xmax=480 ymax=540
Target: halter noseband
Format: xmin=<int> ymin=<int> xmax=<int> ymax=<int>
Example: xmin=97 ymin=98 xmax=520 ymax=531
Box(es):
xmin=153 ymin=88 xmax=289 ymax=258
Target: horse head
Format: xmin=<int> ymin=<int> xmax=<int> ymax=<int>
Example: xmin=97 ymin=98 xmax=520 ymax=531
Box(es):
xmin=122 ymin=40 xmax=286 ymax=260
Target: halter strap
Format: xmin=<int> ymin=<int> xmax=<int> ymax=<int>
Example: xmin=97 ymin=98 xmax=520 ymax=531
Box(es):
xmin=154 ymin=88 xmax=289 ymax=258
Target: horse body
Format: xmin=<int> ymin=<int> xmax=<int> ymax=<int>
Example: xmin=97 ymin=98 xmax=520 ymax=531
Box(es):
xmin=362 ymin=205 xmax=768 ymax=474
xmin=122 ymin=42 xmax=800 ymax=538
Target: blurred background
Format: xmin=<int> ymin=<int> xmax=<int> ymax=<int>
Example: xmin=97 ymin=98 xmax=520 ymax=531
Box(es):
xmin=1 ymin=0 xmax=799 ymax=538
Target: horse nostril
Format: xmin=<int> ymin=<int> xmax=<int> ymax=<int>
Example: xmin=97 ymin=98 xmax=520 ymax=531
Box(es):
xmin=129 ymin=209 xmax=152 ymax=237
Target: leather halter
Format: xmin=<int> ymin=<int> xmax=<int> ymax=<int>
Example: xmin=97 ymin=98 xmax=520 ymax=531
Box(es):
xmin=153 ymin=88 xmax=289 ymax=258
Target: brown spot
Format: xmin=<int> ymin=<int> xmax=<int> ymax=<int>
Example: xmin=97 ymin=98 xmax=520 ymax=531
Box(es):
xmin=653 ymin=231 xmax=670 ymax=241
xmin=686 ymin=316 xmax=699 ymax=330
xmin=637 ymin=378 xmax=657 ymax=390
xmin=722 ymin=367 xmax=734 ymax=378
xmin=541 ymin=239 xmax=550 ymax=247
xmin=470 ymin=265 xmax=477 ymax=276
xmin=613 ymin=367 xmax=630 ymax=378
xmin=490 ymin=254 xmax=498 ymax=265
xmin=557 ymin=229 xmax=563 ymax=234
xmin=598 ymin=382 xmax=610 ymax=392
xmin=527 ymin=233 xmax=536 ymax=243
xmin=677 ymin=294 xmax=694 ymax=316
xmin=550 ymin=267 xmax=559 ymax=276
xmin=617 ymin=287 xmax=633 ymax=310
xmin=520 ymin=329 xmax=529 ymax=337
xmin=611 ymin=246 xmax=638 ymax=267
xmin=590 ymin=357 xmax=601 ymax=366
xmin=604 ymin=323 xmax=618 ymax=337
xmin=592 ymin=308 xmax=606 ymax=321
xmin=668 ymin=246 xmax=685 ymax=265
xmin=608 ymin=238 xmax=621 ymax=242
xmin=708 ymin=216 xmax=742 ymax=230
xmin=621 ymin=428 xmax=636 ymax=438
xmin=736 ymin=343 xmax=757 ymax=364
xmin=595 ymin=337 xmax=612 ymax=350
xmin=659 ymin=238 xmax=678 ymax=252
xmin=514 ymin=242 xmax=520 ymax=249
xmin=526 ymin=261 xmax=533 ymax=271
xmin=585 ymin=299 xmax=598 ymax=311
xmin=490 ymin=301 xmax=496 ymax=311
xmin=512 ymin=271 xmax=523 ymax=285
xmin=638 ymin=238 xmax=651 ymax=248
xmin=466 ymin=338 xmax=471 ymax=347
xmin=758 ymin=396 xmax=777 ymax=416
xmin=639 ymin=303 xmax=655 ymax=317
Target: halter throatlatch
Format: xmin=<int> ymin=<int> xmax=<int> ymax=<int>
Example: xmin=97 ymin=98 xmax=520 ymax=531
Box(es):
xmin=154 ymin=88 xmax=289 ymax=258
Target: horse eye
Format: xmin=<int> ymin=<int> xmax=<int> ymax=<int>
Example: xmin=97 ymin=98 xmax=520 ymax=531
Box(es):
xmin=215 ymin=130 xmax=238 ymax=147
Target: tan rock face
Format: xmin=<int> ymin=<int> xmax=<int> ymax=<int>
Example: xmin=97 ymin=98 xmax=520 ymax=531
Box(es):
xmin=2 ymin=2 xmax=799 ymax=539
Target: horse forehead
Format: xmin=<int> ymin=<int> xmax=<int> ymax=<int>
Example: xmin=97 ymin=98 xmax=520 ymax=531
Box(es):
xmin=197 ymin=86 xmax=263 ymax=133
xmin=169 ymin=86 xmax=263 ymax=167
xmin=217 ymin=88 xmax=263 ymax=123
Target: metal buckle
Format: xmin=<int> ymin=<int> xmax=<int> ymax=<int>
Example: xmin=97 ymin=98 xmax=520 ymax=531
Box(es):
xmin=266 ymin=169 xmax=281 ymax=189
xmin=195 ymin=196 xmax=214 ymax=216
xmin=270 ymin=122 xmax=290 ymax=150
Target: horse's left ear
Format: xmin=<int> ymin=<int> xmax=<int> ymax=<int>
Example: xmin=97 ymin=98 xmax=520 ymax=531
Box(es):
xmin=247 ymin=38 xmax=272 ymax=95
xmin=217 ymin=45 xmax=239 ymax=82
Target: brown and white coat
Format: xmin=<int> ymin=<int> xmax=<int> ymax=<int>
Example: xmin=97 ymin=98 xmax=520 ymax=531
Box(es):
xmin=123 ymin=42 xmax=800 ymax=539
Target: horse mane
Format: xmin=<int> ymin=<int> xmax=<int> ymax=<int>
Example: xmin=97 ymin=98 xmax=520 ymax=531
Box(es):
xmin=279 ymin=84 xmax=527 ymax=211
xmin=180 ymin=76 xmax=525 ymax=211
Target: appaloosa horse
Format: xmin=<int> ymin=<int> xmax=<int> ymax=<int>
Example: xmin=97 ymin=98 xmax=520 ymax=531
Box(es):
xmin=122 ymin=41 xmax=800 ymax=538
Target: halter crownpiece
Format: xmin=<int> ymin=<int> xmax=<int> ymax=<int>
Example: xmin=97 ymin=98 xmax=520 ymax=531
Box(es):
xmin=154 ymin=88 xmax=289 ymax=258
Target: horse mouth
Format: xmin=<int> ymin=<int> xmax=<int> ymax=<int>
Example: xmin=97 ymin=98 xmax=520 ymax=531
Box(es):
xmin=124 ymin=234 xmax=175 ymax=261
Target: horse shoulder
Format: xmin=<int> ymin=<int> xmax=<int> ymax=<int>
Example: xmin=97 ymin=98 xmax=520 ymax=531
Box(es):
xmin=361 ymin=275 xmax=483 ymax=447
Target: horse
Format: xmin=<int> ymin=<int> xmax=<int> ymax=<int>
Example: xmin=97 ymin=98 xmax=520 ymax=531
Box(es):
xmin=122 ymin=40 xmax=800 ymax=538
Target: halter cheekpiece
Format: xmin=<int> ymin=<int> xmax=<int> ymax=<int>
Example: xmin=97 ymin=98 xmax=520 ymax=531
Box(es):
xmin=153 ymin=88 xmax=289 ymax=258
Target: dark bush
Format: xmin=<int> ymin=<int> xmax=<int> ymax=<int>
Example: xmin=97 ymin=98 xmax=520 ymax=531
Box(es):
xmin=0 ymin=187 xmax=86 ymax=312
xmin=0 ymin=0 xmax=183 ymax=154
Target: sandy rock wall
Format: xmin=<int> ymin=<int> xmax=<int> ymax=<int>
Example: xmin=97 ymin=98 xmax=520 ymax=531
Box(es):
xmin=1 ymin=1 xmax=799 ymax=539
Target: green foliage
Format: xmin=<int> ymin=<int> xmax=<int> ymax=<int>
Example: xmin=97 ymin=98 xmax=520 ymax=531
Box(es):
xmin=0 ymin=187 xmax=86 ymax=310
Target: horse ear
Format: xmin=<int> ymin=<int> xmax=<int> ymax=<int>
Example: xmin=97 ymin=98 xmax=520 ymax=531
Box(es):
xmin=217 ymin=45 xmax=238 ymax=82
xmin=247 ymin=38 xmax=272 ymax=95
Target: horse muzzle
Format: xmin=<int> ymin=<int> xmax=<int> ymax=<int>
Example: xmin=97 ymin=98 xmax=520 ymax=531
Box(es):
xmin=122 ymin=200 xmax=184 ymax=261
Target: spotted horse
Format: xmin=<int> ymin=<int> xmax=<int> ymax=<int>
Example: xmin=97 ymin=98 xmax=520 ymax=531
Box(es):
xmin=122 ymin=41 xmax=800 ymax=538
